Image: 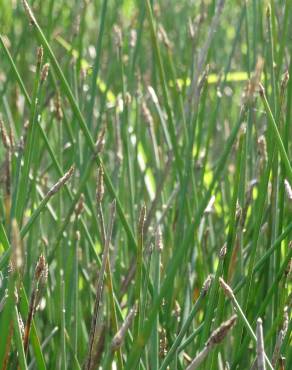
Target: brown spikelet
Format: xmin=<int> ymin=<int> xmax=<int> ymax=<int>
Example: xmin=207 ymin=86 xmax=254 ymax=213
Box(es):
xmin=0 ymin=119 xmax=11 ymax=149
xmin=54 ymin=92 xmax=63 ymax=121
xmin=186 ymin=314 xmax=237 ymax=370
xmin=141 ymin=101 xmax=154 ymax=127
xmin=37 ymin=46 xmax=43 ymax=66
xmin=23 ymin=254 xmax=48 ymax=355
xmin=75 ymin=193 xmax=85 ymax=217
xmin=281 ymin=71 xmax=289 ymax=93
xmin=257 ymin=135 xmax=268 ymax=162
xmin=47 ymin=166 xmax=75 ymax=197
xmin=243 ymin=57 xmax=264 ymax=103
xmin=206 ymin=315 xmax=237 ymax=346
xmin=95 ymin=127 xmax=106 ymax=154
xmin=34 ymin=254 xmax=47 ymax=281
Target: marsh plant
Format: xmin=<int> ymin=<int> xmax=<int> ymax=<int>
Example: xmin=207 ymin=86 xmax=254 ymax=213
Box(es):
xmin=0 ymin=0 xmax=291 ymax=369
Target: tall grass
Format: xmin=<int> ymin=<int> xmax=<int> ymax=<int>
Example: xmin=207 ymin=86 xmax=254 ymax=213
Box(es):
xmin=0 ymin=0 xmax=291 ymax=369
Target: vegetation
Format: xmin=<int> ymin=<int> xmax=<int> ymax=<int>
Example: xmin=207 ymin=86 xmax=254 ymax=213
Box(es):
xmin=0 ymin=0 xmax=291 ymax=369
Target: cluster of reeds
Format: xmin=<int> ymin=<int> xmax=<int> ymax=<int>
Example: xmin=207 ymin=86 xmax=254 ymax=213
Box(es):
xmin=0 ymin=0 xmax=291 ymax=369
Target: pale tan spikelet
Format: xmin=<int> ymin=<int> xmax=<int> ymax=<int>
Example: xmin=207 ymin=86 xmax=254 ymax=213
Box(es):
xmin=111 ymin=303 xmax=137 ymax=351
xmin=201 ymin=275 xmax=213 ymax=297
xmin=22 ymin=0 xmax=36 ymax=25
xmin=11 ymin=219 xmax=24 ymax=273
xmin=284 ymin=179 xmax=292 ymax=201
xmin=219 ymin=277 xmax=234 ymax=298
xmin=113 ymin=24 xmax=122 ymax=48
xmin=40 ymin=63 xmax=50 ymax=83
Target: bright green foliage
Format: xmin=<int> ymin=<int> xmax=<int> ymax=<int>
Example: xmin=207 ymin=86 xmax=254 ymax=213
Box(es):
xmin=0 ymin=1 xmax=291 ymax=369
